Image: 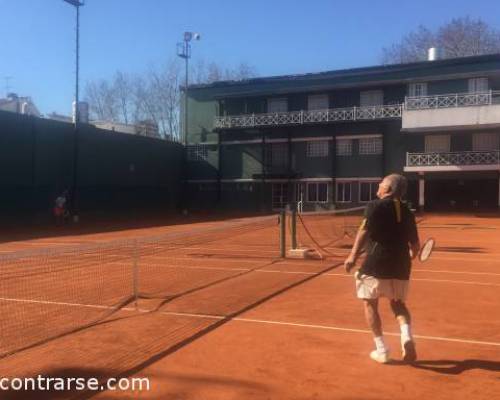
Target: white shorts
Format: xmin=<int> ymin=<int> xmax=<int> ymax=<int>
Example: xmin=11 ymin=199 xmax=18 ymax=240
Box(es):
xmin=355 ymin=272 xmax=409 ymax=301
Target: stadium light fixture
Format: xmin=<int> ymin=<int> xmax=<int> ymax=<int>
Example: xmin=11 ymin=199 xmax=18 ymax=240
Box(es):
xmin=63 ymin=0 xmax=84 ymax=6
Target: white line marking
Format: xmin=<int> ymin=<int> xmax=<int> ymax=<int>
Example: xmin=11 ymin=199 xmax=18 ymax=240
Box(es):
xmin=142 ymin=265 xmax=251 ymax=273
xmin=174 ymin=247 xmax=278 ymax=254
xmin=411 ymin=278 xmax=500 ymax=287
xmin=0 ymin=297 xmax=136 ymax=312
xmin=144 ymin=255 xmax=270 ymax=264
xmin=319 ymin=272 xmax=500 ymax=286
xmin=3 ymin=297 xmax=499 ymax=348
xmin=413 ymin=269 xmax=500 ymax=277
xmin=231 ymin=318 xmax=500 ymax=347
xmin=426 ymin=255 xmax=500 ymax=263
xmin=433 ymin=251 xmax=500 ymax=257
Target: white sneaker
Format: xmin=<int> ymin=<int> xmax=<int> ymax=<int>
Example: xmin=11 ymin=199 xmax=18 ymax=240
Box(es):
xmin=401 ymin=339 xmax=417 ymax=363
xmin=369 ymin=350 xmax=390 ymax=364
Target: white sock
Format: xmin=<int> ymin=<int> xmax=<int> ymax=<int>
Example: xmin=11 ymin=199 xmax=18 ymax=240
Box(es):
xmin=400 ymin=324 xmax=412 ymax=342
xmin=374 ymin=336 xmax=388 ymax=353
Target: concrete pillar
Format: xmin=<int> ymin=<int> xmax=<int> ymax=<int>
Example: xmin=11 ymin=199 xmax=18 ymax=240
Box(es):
xmin=418 ymin=173 xmax=425 ymax=211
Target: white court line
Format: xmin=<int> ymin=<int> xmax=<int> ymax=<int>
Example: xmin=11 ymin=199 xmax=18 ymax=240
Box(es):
xmin=410 ymin=278 xmax=500 ymax=287
xmin=319 ymin=272 xmax=500 ymax=287
xmin=29 ymin=258 xmax=497 ymax=286
xmin=427 ymin=255 xmax=500 ymax=263
xmin=230 ymin=317 xmax=500 ymax=347
xmin=144 ymin=255 xmax=272 ymax=264
xmin=433 ymin=251 xmax=500 ymax=257
xmin=413 ymin=269 xmax=500 ymax=277
xmin=259 ymin=269 xmax=500 ymax=286
xmin=0 ymin=296 xmax=136 ymax=312
xmin=168 ymin=247 xmax=278 ymax=254
xmin=2 ymin=296 xmax=499 ymax=348
xmin=142 ymin=264 xmax=250 ymax=273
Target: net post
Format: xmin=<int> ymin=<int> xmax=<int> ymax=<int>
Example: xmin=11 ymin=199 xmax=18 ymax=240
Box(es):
xmin=132 ymin=239 xmax=139 ymax=310
xmin=280 ymin=210 xmax=286 ymax=258
xmin=291 ymin=209 xmax=297 ymax=250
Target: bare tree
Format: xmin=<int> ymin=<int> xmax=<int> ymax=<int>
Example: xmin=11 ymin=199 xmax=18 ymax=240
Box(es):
xmin=85 ymin=80 xmax=107 ymax=120
xmin=84 ymin=80 xmax=118 ymax=121
xmin=438 ymin=17 xmax=500 ymax=58
xmin=192 ymin=60 xmax=257 ymax=83
xmin=381 ymin=17 xmax=500 ymax=64
xmin=85 ymin=59 xmax=257 ymax=141
xmin=133 ymin=61 xmax=182 ymax=140
xmin=230 ymin=62 xmax=258 ymax=80
xmin=113 ymin=71 xmax=134 ymax=124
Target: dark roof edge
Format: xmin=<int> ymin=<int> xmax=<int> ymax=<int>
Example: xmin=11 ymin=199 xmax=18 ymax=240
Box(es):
xmin=188 ymin=53 xmax=500 ymax=91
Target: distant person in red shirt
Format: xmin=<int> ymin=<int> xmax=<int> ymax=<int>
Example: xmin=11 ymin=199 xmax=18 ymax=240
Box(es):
xmin=53 ymin=190 xmax=69 ymax=225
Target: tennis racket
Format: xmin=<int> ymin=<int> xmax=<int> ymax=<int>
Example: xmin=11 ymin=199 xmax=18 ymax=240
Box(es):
xmin=345 ymin=237 xmax=435 ymax=272
xmin=417 ymin=237 xmax=435 ymax=262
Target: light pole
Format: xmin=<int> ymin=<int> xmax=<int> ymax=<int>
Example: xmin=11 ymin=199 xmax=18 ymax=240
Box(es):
xmin=177 ymin=32 xmax=200 ymax=145
xmin=63 ymin=0 xmax=84 ymax=222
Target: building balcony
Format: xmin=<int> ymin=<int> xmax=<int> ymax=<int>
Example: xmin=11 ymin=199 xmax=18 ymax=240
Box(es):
xmin=214 ymin=104 xmax=402 ymax=129
xmin=402 ymin=91 xmax=500 ymax=132
xmin=404 ymin=150 xmax=500 ymax=172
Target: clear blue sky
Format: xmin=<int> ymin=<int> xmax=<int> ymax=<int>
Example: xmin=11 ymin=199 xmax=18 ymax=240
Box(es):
xmin=1 ymin=0 xmax=499 ymax=115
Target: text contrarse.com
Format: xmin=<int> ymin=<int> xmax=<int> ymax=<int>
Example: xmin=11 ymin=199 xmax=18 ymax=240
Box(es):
xmin=0 ymin=376 xmax=150 ymax=392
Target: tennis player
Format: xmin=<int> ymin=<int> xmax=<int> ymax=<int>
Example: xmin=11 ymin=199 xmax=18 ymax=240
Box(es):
xmin=344 ymin=174 xmax=420 ymax=364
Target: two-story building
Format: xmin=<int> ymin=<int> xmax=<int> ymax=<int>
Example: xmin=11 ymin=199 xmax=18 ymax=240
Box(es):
xmin=184 ymin=53 xmax=500 ymax=212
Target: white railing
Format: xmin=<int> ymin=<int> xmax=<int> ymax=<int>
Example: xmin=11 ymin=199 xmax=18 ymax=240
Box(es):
xmin=214 ymin=104 xmax=402 ymax=129
xmin=405 ymin=91 xmax=500 ymax=110
xmin=406 ymin=150 xmax=500 ymax=167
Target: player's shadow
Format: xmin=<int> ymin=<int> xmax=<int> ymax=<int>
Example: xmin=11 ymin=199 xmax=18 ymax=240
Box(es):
xmin=410 ymin=359 xmax=500 ymax=375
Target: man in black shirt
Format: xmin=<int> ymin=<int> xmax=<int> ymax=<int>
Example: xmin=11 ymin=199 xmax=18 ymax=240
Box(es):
xmin=344 ymin=174 xmax=420 ymax=364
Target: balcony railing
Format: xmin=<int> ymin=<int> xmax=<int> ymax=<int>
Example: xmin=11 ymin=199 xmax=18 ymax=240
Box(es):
xmin=406 ymin=150 xmax=500 ymax=167
xmin=405 ymin=91 xmax=500 ymax=110
xmin=214 ymin=104 xmax=402 ymax=129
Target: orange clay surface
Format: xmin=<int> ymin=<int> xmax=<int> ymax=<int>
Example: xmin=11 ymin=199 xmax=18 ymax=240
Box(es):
xmin=0 ymin=213 xmax=499 ymax=399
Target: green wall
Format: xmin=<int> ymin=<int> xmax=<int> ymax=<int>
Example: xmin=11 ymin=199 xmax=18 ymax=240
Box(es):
xmin=0 ymin=111 xmax=183 ymax=223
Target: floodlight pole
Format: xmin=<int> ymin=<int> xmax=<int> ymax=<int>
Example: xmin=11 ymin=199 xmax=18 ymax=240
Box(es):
xmin=63 ymin=0 xmax=84 ymax=222
xmin=184 ymin=46 xmax=188 ymax=146
xmin=177 ymin=32 xmax=200 ymax=145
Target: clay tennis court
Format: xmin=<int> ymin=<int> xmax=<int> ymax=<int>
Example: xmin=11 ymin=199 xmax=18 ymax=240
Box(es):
xmin=0 ymin=213 xmax=499 ymax=399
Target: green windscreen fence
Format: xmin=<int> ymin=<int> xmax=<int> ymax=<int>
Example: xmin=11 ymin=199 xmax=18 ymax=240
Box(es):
xmin=0 ymin=111 xmax=183 ymax=223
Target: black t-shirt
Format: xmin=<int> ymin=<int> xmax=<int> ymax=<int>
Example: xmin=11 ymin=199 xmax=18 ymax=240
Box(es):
xmin=359 ymin=198 xmax=419 ymax=280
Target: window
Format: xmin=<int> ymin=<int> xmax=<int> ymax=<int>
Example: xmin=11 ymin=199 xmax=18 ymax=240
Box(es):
xmin=267 ymin=98 xmax=288 ymax=113
xmin=306 ymin=141 xmax=329 ymax=157
xmin=473 ymin=133 xmax=499 ymax=151
xmin=359 ymin=182 xmax=378 ymax=202
xmin=187 ymin=144 xmax=208 ymax=161
xmin=336 ymin=138 xmax=353 ymax=156
xmin=269 ymin=143 xmax=288 ymax=168
xmin=336 ymin=182 xmax=352 ymax=203
xmin=360 ymin=90 xmax=384 ymax=107
xmin=409 ymin=83 xmax=428 ymax=97
xmin=468 ymin=78 xmax=489 ymax=93
xmin=425 ymin=135 xmax=450 ymax=153
xmin=308 ymin=94 xmax=329 ymax=110
xmin=307 ymin=182 xmax=328 ymax=203
xmin=359 ymin=137 xmax=383 ymax=155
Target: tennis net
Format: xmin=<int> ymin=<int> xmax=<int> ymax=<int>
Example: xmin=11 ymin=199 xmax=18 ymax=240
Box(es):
xmin=0 ymin=214 xmax=281 ymax=359
xmin=290 ymin=207 xmax=365 ymax=259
